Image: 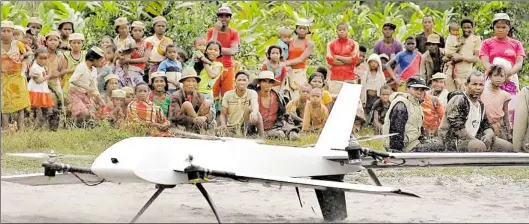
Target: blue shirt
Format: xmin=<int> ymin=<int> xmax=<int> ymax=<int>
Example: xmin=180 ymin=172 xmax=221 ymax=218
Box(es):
xmin=277 ymin=40 xmax=289 ymax=60
xmin=394 ymin=50 xmax=418 ymax=76
xmin=158 ymin=59 xmax=182 ymax=73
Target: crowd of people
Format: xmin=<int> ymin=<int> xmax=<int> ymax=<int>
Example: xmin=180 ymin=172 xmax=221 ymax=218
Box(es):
xmin=1 ymin=6 xmax=528 ymax=153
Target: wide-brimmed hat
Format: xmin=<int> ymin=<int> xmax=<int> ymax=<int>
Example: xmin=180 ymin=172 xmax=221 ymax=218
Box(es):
xmin=104 ymin=74 xmax=119 ymax=83
xmin=114 ymin=17 xmax=129 ymax=27
xmin=406 ymin=76 xmax=430 ymax=90
xmin=296 ymin=18 xmax=311 ymax=27
xmin=130 ymin=21 xmax=145 ymax=30
xmin=27 ymin=17 xmax=43 ymax=26
xmin=426 ymin=34 xmax=441 ymax=45
xmin=431 ymin=72 xmax=446 ymax=81
xmin=1 ymin=20 xmax=15 ymax=29
xmin=152 ymin=16 xmax=167 ymax=26
xmin=217 ymin=6 xmax=232 ymax=16
xmin=45 ymin=30 xmax=61 ymax=39
xmin=493 ymin=13 xmax=511 ymax=23
xmin=111 ymin=89 xmax=126 ymax=98
xmin=68 ymin=33 xmax=85 ymax=41
xmin=255 ymin=70 xmax=280 ymax=84
xmin=179 ymin=67 xmax=201 ymax=83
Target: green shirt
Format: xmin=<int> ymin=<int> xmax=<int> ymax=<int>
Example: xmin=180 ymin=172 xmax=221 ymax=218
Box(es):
xmin=198 ymin=61 xmax=223 ymax=95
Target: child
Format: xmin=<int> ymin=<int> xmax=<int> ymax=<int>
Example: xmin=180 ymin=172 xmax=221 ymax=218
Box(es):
xmin=277 ymin=27 xmax=292 ymax=60
xmin=100 ymin=36 xmax=114 ymax=50
xmin=196 ymin=41 xmax=224 ymax=103
xmin=379 ymin=54 xmax=397 ymax=91
xmin=122 ymin=86 xmax=135 ymax=108
xmin=302 ymin=88 xmax=329 ymax=133
xmin=116 ymin=39 xmax=142 ymax=88
xmin=481 ymin=64 xmax=512 ymax=141
xmin=385 ymin=37 xmax=422 ymax=92
xmin=61 ymin=33 xmax=87 ymax=96
xmin=97 ymin=44 xmax=117 ymax=93
xmin=443 ymin=23 xmax=464 ymax=85
xmin=308 ymin=70 xmax=333 ymax=112
xmin=101 ymin=74 xmax=121 ymax=105
xmin=157 ymin=44 xmax=182 ymax=93
xmin=176 ymin=47 xmax=188 ymax=65
xmin=188 ymin=37 xmax=207 ymax=67
xmin=286 ymin=83 xmax=312 ymax=127
xmin=126 ymin=82 xmax=171 ymax=137
xmin=262 ymin=45 xmax=288 ymax=92
xmin=371 ymin=85 xmax=393 ymax=134
xmin=96 ymin=89 xmax=126 ymax=126
xmin=28 ymin=47 xmax=55 ymax=128
xmin=360 ymin=54 xmax=387 ymax=123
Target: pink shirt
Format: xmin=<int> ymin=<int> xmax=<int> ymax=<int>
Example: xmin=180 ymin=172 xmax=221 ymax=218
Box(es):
xmin=480 ymin=87 xmax=511 ymax=124
xmin=479 ymin=37 xmax=526 ymax=65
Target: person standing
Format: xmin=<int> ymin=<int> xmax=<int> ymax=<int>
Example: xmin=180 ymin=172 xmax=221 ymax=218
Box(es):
xmin=373 ymin=21 xmax=403 ymax=59
xmin=326 ymin=22 xmax=360 ymax=93
xmin=415 ymin=15 xmax=445 ymax=54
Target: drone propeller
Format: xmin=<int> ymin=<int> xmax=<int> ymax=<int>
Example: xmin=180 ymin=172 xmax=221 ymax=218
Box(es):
xmin=6 ymin=151 xmax=94 ymax=160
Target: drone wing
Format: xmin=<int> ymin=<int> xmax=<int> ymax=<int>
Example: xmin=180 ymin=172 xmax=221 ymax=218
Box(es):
xmin=174 ymin=168 xmax=419 ymax=198
xmin=1 ymin=173 xmax=104 ymax=186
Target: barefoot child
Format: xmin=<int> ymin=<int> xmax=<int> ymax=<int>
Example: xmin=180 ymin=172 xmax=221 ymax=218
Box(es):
xmin=28 ymin=47 xmax=55 ymax=128
xmin=360 ymin=54 xmax=387 ymax=123
xmin=371 ymin=85 xmax=393 ymax=134
xmin=481 ymin=64 xmax=512 ymax=141
xmin=286 ymin=83 xmax=312 ymax=127
xmin=157 ymin=44 xmax=182 ymax=93
xmin=302 ymin=88 xmax=329 ymax=133
xmin=262 ymin=45 xmax=288 ymax=92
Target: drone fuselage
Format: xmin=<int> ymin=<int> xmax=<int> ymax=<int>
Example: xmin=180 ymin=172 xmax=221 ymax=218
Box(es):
xmin=90 ymin=137 xmax=362 ymax=185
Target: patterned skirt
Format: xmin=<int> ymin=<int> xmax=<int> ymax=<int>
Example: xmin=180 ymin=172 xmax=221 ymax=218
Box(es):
xmin=1 ymin=71 xmax=31 ymax=113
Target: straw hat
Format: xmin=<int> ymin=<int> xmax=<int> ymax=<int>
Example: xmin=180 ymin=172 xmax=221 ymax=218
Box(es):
xmin=111 ymin=89 xmax=126 ymax=98
xmin=296 ymin=18 xmax=311 ymax=27
xmin=255 ymin=71 xmax=280 ymax=84
xmin=426 ymin=34 xmax=441 ymax=45
xmin=14 ymin=25 xmax=26 ymax=33
xmin=45 ymin=30 xmax=61 ymax=39
xmin=68 ymin=33 xmax=85 ymax=41
xmin=90 ymin=46 xmax=105 ymax=57
xmin=493 ymin=13 xmax=511 ymax=23
xmin=150 ymin=72 xmax=167 ymax=82
xmin=130 ymin=21 xmax=145 ymax=30
xmin=152 ymin=16 xmax=167 ymax=26
xmin=104 ymin=74 xmax=119 ymax=83
xmin=114 ymin=17 xmax=129 ymax=27
xmin=431 ymin=72 xmax=446 ymax=80
xmin=58 ymin=19 xmax=74 ymax=28
xmin=122 ymin=87 xmax=134 ymax=95
xmin=1 ymin=20 xmax=15 ymax=29
xmin=179 ymin=67 xmax=201 ymax=83
xmin=27 ymin=17 xmax=43 ymax=26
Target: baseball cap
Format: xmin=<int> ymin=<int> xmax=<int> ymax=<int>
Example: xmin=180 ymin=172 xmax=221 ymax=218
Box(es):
xmin=406 ymin=76 xmax=430 ymax=90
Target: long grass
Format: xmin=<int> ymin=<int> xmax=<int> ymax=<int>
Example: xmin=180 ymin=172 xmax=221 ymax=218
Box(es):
xmin=2 ymin=124 xmax=529 ymax=180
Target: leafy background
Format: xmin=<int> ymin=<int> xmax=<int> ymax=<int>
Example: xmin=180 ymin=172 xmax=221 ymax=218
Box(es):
xmin=2 ymin=1 xmax=528 ymax=86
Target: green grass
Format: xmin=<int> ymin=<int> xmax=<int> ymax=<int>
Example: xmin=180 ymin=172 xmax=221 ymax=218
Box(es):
xmin=2 ymin=124 xmax=529 ymax=180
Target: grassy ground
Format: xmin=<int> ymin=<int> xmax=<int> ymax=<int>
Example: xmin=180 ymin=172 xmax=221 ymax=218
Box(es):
xmin=2 ymin=124 xmax=529 ymax=179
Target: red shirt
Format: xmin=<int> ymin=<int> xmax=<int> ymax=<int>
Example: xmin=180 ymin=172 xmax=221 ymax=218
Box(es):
xmin=326 ymin=38 xmax=359 ymax=81
xmin=206 ymin=27 xmax=240 ymax=68
xmin=130 ymin=40 xmax=153 ymax=71
xmin=258 ymin=92 xmax=279 ymax=130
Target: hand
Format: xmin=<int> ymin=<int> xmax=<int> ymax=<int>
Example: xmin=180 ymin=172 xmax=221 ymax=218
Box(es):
xmin=249 ymin=111 xmax=259 ymax=123
xmin=452 ymin=53 xmax=463 ymax=62
xmin=193 ymin=116 xmax=207 ymax=126
xmin=159 ymin=123 xmax=170 ymax=132
xmin=481 ymin=133 xmax=495 ymax=149
xmin=214 ymin=21 xmax=223 ymax=31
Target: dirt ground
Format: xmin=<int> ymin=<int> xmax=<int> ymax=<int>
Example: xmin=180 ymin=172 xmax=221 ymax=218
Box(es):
xmin=2 ymin=171 xmax=529 ymax=223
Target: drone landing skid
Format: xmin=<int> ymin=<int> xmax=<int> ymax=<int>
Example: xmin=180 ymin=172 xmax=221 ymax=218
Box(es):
xmin=129 ymin=183 xmax=223 ymax=224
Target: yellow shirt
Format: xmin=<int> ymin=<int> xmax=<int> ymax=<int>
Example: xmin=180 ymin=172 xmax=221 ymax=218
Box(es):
xmin=322 ymin=90 xmax=333 ymax=105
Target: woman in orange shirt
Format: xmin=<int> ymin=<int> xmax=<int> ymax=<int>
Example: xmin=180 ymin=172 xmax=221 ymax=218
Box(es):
xmin=283 ymin=18 xmax=315 ymax=100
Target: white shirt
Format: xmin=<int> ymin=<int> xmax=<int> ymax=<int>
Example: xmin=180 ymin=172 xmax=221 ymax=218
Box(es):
xmin=465 ymin=95 xmax=482 ymax=137
xmin=69 ymin=62 xmax=98 ymax=93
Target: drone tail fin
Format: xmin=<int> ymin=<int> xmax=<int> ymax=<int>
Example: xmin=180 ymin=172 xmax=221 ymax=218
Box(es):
xmin=315 ymin=82 xmax=362 ymax=151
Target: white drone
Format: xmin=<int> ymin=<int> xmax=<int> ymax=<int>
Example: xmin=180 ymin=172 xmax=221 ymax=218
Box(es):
xmin=3 ymin=83 xmax=529 ymax=223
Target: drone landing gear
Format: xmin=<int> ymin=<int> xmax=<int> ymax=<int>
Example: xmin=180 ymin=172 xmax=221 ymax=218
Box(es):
xmin=196 ymin=183 xmax=223 ymax=223
xmin=130 ymin=184 xmax=175 ymax=223
xmin=366 ymin=168 xmax=382 ymax=186
xmin=312 ymin=174 xmax=348 ymax=222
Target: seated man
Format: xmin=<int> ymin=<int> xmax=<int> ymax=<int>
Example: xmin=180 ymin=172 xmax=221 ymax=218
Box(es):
xmin=255 ymin=71 xmax=300 ymax=140
xmin=383 ymin=76 xmax=444 ymax=152
xmin=302 ymin=88 xmax=329 ymax=133
xmin=169 ymin=67 xmax=214 ymax=133
xmin=218 ymin=71 xmax=264 ymax=137
xmin=438 ymin=71 xmax=514 ymax=152
xmin=286 ymin=83 xmax=312 ymax=127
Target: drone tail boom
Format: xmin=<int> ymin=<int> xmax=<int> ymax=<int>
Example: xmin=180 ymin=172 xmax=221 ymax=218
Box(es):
xmin=315 ymin=83 xmax=362 ymax=151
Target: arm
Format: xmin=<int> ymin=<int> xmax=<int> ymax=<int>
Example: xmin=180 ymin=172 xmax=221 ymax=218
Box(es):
xmin=507 ymin=56 xmax=524 ymax=77
xmin=388 ymin=102 xmax=408 ymax=151
xmin=124 ymin=44 xmax=152 ymax=64
xmin=301 ymin=103 xmax=311 ymax=131
xmin=219 ymin=107 xmax=229 ymax=128
xmin=203 ymin=63 xmax=222 ymax=79
xmin=325 ymin=41 xmax=345 ymax=65
xmin=168 ymin=94 xmax=194 ymax=126
xmin=385 ymin=56 xmax=401 ymax=85
xmin=502 ymin=99 xmax=511 ymax=134
xmin=335 ymin=42 xmax=359 ymax=64
xmin=283 ymin=41 xmax=314 ymax=67
xmin=286 ymin=100 xmax=303 ymax=123
xmin=513 ymin=87 xmax=529 ymax=152
xmin=419 ymin=54 xmax=426 ymax=78
xmin=445 ymin=95 xmax=474 ymax=139
xmin=157 ymin=60 xmax=167 ymax=72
